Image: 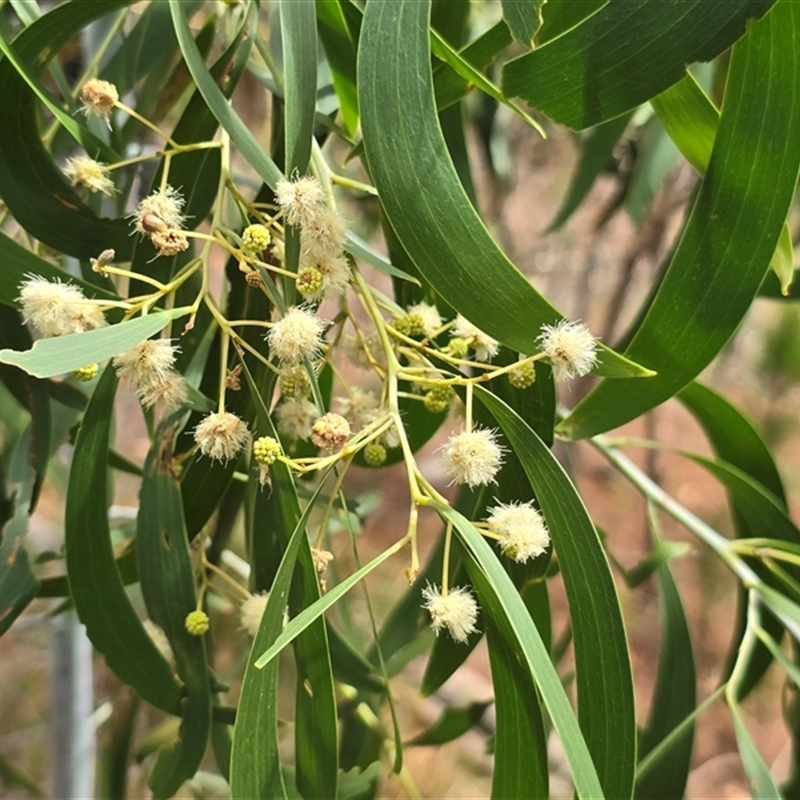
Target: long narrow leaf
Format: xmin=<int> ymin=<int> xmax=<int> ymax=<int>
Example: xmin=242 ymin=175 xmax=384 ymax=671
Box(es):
xmin=561 ymin=1 xmax=800 ymax=438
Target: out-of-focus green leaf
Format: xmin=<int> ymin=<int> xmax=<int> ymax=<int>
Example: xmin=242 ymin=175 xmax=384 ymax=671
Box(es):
xmin=0 ymin=426 xmax=40 ymax=636
xmin=405 ymin=700 xmax=491 ymax=747
xmin=137 ymin=433 xmax=212 ymax=799
xmin=0 ymin=231 xmax=118 ymax=309
xmin=561 ymin=2 xmax=800 ymax=439
xmin=679 ymin=381 xmax=789 ymax=696
xmin=652 ymin=72 xmax=718 ymax=175
xmin=503 ymin=0 xmax=775 ymax=130
xmin=475 ymin=386 xmax=635 ymax=800
xmin=548 ymin=113 xmax=632 ymax=231
xmin=0 ymin=308 xmax=189 ymax=378
xmin=760 ymin=270 xmax=800 ymax=300
xmin=0 ymin=306 xmax=51 ymax=510
xmin=281 ymin=0 xmax=317 ymax=175
xmin=730 ymin=701 xmax=783 ymax=799
xmin=770 ymin=224 xmax=795 ymax=297
xmin=502 ymin=0 xmax=544 ymax=44
xmin=625 ymin=116 xmax=679 ymax=227
xmin=654 ymin=74 xmax=796 ymax=295
xmin=316 ymin=0 xmax=359 ymax=136
xmin=358 ymin=0 xmax=651 ymax=379
xmin=64 ymin=366 xmax=182 ymax=713
xmin=0 ymin=0 xmax=136 ymax=259
xmin=635 ymin=518 xmax=695 ymax=799
xmin=679 ymin=382 xmax=785 ymax=503
xmin=439 ymin=506 xmax=605 ymax=800
xmin=170 ymin=0 xmax=283 ymax=189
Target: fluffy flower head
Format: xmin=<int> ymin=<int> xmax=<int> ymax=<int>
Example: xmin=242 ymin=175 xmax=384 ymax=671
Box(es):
xmin=538 ymin=319 xmax=598 ymax=381
xmin=274 ymin=397 xmax=318 ymax=441
xmin=300 ymin=209 xmax=348 ymax=261
xmin=487 ymin=501 xmax=551 ymax=563
xmin=240 ymin=593 xmax=268 ymax=636
xmin=79 ymin=78 xmax=118 ymax=124
xmin=114 ymin=339 xmax=178 ymax=388
xmin=311 ymin=412 xmax=351 ymax=452
xmin=194 ymin=411 xmax=250 ymax=462
xmin=133 ymin=185 xmax=186 ymax=235
xmin=452 ymin=315 xmax=499 ymax=362
xmin=62 ymin=155 xmax=115 ymax=196
xmin=422 ymin=584 xmax=479 ymax=644
xmin=439 ymin=427 xmax=504 ymax=488
xmin=137 ymin=372 xmax=188 ymax=411
xmin=275 ymin=175 xmax=326 ymax=227
xmin=18 ymin=275 xmax=106 ymax=337
xmin=406 ymin=302 xmax=442 ymax=338
xmin=268 ymin=306 xmax=325 ymax=364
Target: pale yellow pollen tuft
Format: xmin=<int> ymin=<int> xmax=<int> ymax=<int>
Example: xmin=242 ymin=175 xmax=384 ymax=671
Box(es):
xmin=132 ymin=185 xmax=186 ymax=236
xmin=267 ymin=306 xmax=326 ymax=365
xmin=538 ymin=319 xmax=598 ymax=381
xmin=439 ymin=427 xmax=504 ymax=488
xmin=274 ymin=397 xmax=318 ymax=441
xmin=275 ymin=175 xmax=327 ymax=227
xmin=487 ymin=501 xmax=551 ymax=563
xmin=421 ymin=584 xmax=479 ymax=644
xmin=239 ymin=593 xmax=268 ymax=636
xmin=62 ymin=155 xmax=116 ymax=196
xmin=79 ymin=78 xmax=118 ymax=125
xmin=194 ymin=411 xmax=250 ymax=462
xmin=18 ymin=275 xmax=106 ymax=337
xmin=452 ymin=315 xmax=499 ymax=362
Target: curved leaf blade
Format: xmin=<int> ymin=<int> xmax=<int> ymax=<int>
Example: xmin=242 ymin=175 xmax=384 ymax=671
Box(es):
xmin=0 ymin=0 xmax=135 ymax=259
xmin=137 ymin=437 xmax=212 ymax=799
xmin=357 ymin=0 xmax=650 ymax=379
xmin=475 ymin=386 xmax=636 ymax=800
xmin=64 ymin=366 xmax=182 ymax=713
xmin=280 ymin=0 xmax=317 ymax=175
xmin=169 ymin=0 xmax=283 ymax=189
xmin=560 ymin=1 xmax=800 ymax=439
xmin=503 ymin=0 xmax=775 ymax=130
xmin=0 ymin=308 xmax=189 ymax=378
xmin=440 ymin=506 xmax=606 ymax=800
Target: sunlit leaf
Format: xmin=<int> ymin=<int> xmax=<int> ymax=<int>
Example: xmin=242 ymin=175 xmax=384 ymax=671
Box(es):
xmin=0 ymin=308 xmax=189 ymax=378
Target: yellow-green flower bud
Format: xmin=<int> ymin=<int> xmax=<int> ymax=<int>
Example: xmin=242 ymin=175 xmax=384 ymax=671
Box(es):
xmin=424 ymin=385 xmax=455 ymax=414
xmin=448 ymin=337 xmax=470 ymax=358
xmin=296 ymin=266 xmax=324 ymax=297
xmin=184 ymin=610 xmax=209 ymax=636
xmin=363 ymin=442 xmax=387 ymax=466
xmin=280 ymin=366 xmax=311 ymax=398
xmin=242 ymin=224 xmax=271 ymax=253
xmin=72 ymin=363 xmax=99 ymax=382
xmin=253 ymin=436 xmax=281 ymax=465
xmin=395 ymin=313 xmax=425 ymax=337
xmin=508 ymin=362 xmax=536 ymax=390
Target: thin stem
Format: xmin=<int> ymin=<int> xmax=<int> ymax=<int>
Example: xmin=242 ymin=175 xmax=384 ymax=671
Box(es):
xmin=115 ymin=100 xmax=179 ymax=148
xmin=441 ymin=521 xmax=454 ymax=595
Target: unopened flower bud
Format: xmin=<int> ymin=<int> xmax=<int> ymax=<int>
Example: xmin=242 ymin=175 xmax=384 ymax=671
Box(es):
xmin=363 ymin=442 xmax=387 ymax=466
xmin=253 ymin=436 xmax=281 ymax=465
xmin=184 ymin=610 xmax=209 ymax=636
xmin=424 ymin=385 xmax=454 ymax=414
xmin=508 ymin=361 xmax=536 ymax=390
xmin=72 ymin=363 xmax=99 ymax=382
xmin=296 ymin=266 xmax=324 ymax=297
xmin=242 ymin=223 xmax=271 ymax=252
